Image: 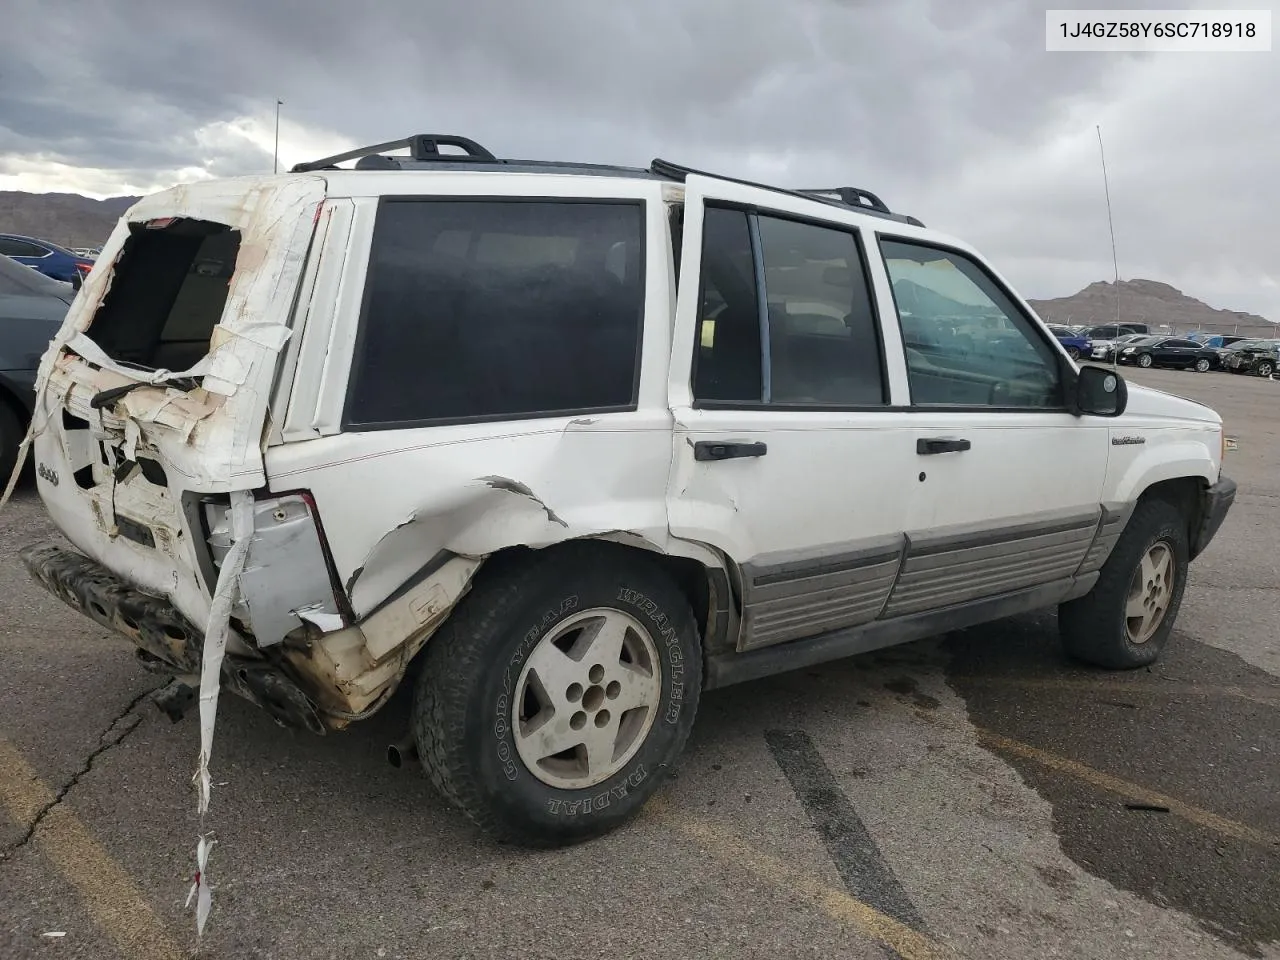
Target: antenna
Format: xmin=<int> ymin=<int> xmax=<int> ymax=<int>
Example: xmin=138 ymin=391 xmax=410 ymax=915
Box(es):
xmin=1097 ymin=125 xmax=1122 ymax=334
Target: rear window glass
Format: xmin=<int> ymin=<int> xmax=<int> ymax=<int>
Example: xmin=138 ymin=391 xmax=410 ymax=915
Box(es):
xmin=346 ymin=199 xmax=645 ymax=428
xmin=86 ymin=219 xmax=239 ymax=372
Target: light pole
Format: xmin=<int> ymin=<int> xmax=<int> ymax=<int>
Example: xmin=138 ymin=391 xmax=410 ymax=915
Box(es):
xmin=273 ymin=99 xmax=283 ymax=173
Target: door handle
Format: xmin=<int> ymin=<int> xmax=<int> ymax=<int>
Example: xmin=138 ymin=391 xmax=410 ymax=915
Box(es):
xmin=916 ymin=437 xmax=971 ymax=455
xmin=693 ymin=440 xmax=768 ymax=462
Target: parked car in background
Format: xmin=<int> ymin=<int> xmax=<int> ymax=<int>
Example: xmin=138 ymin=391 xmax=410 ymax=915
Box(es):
xmin=0 ymin=234 xmax=95 ymax=284
xmin=1221 ymin=339 xmax=1280 ymax=377
xmin=69 ymin=247 xmax=103 ymax=258
xmin=0 ymin=253 xmax=73 ymax=480
xmin=1090 ymin=332 xmax=1146 ymax=362
xmin=1082 ymin=322 xmax=1150 ymax=339
xmin=1183 ymin=334 xmax=1250 ymax=369
xmin=1116 ymin=336 xmax=1217 ymax=371
xmin=1188 ymin=333 xmax=1247 ymax=350
xmin=1046 ymin=323 xmax=1091 ymax=359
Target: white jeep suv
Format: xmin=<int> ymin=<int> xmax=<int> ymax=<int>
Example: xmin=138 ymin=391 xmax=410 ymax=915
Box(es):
xmin=18 ymin=134 xmax=1236 ymax=847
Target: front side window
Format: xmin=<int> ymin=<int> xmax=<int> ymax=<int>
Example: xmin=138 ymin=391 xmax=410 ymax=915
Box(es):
xmin=346 ymin=199 xmax=645 ymax=428
xmin=879 ymin=239 xmax=1063 ymax=408
xmin=691 ymin=206 xmax=887 ymax=406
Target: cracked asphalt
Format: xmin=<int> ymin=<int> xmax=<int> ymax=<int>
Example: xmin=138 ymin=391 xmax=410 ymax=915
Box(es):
xmin=0 ymin=366 xmax=1277 ymax=959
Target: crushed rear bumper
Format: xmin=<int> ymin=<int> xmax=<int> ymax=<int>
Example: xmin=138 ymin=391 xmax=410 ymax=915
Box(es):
xmin=20 ymin=541 xmax=327 ymax=734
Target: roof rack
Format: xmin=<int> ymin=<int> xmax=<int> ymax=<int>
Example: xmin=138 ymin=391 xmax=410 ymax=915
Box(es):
xmin=794 ymin=186 xmax=891 ymax=215
xmin=287 ymin=136 xmax=924 ymax=226
xmin=650 ymin=158 xmax=924 ymax=227
xmin=291 ymin=134 xmax=497 ymax=173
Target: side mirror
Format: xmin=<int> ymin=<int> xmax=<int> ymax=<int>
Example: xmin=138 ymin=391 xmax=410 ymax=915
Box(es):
xmin=1074 ymin=364 xmax=1127 ymax=417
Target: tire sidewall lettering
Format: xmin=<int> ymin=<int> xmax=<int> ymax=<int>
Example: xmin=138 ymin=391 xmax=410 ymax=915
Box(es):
xmin=617 ymin=587 xmax=686 ymax=725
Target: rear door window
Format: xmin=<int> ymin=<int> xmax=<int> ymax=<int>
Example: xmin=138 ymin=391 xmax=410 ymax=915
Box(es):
xmin=690 ymin=206 xmax=888 ymax=407
xmin=345 ymin=199 xmax=645 ymax=429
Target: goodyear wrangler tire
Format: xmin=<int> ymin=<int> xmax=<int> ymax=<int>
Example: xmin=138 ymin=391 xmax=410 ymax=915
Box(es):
xmin=412 ymin=544 xmax=701 ymax=847
xmin=1058 ymin=498 xmax=1189 ymax=670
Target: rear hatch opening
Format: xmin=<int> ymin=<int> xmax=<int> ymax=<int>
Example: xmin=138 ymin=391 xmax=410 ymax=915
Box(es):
xmin=87 ymin=217 xmax=241 ymax=374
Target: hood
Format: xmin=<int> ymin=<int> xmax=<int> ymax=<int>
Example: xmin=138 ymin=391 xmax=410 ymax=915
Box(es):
xmin=1123 ymin=382 xmax=1221 ymax=425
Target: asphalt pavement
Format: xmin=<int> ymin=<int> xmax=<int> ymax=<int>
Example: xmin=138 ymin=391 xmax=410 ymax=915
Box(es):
xmin=0 ymin=365 xmax=1276 ymax=960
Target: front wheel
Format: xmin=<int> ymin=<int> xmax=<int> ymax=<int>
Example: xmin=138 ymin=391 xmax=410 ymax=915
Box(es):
xmin=1256 ymin=360 xmax=1275 ymax=378
xmin=1058 ymin=499 xmax=1189 ymax=669
xmin=1194 ymin=358 xmax=1211 ymax=372
xmin=413 ymin=545 xmax=701 ymax=847
xmin=1066 ymin=346 xmax=1081 ymax=360
xmin=1137 ymin=353 xmax=1154 ymax=368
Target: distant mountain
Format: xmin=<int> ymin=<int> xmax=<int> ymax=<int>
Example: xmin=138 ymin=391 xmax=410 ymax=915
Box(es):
xmin=0 ymin=191 xmax=141 ymax=249
xmin=1028 ymin=279 xmax=1276 ymax=336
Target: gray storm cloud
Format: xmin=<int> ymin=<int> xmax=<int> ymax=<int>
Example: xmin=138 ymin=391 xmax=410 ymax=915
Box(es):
xmin=1 ymin=0 xmax=1275 ymax=316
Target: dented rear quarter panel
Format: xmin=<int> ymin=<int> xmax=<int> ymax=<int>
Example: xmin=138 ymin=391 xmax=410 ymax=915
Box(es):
xmin=264 ymin=416 xmax=679 ymax=617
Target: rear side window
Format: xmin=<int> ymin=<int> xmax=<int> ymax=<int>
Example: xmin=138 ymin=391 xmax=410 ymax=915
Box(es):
xmin=346 ymin=199 xmax=645 ymax=428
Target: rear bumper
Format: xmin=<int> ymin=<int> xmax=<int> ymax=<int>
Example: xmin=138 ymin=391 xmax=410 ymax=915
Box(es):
xmin=1190 ymin=476 xmax=1237 ymax=560
xmin=20 ymin=541 xmax=327 ymax=734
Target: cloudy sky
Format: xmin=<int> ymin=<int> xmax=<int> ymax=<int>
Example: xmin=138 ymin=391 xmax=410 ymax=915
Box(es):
xmin=2 ymin=0 xmax=1276 ymax=318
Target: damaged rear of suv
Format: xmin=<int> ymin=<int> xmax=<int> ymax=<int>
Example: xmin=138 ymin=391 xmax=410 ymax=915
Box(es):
xmin=19 ymin=134 xmax=1235 ymax=849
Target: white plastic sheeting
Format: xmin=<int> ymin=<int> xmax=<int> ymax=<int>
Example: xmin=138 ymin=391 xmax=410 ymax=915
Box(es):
xmin=189 ymin=488 xmax=254 ymax=937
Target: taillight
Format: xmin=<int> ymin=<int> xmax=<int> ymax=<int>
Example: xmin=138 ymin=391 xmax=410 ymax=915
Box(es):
xmin=75 ymin=261 xmax=93 ymax=275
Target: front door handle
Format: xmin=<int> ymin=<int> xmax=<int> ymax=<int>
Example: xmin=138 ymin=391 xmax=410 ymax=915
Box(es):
xmin=694 ymin=440 xmax=768 ymax=462
xmin=916 ymin=437 xmax=971 ymax=455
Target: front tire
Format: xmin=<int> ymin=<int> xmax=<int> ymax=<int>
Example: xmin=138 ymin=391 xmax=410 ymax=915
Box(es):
xmin=1058 ymin=499 xmax=1189 ymax=669
xmin=1137 ymin=353 xmax=1154 ymax=368
xmin=1194 ymin=358 xmax=1211 ymax=372
xmin=1256 ymin=360 xmax=1275 ymax=378
xmin=1066 ymin=346 xmax=1081 ymax=360
xmin=413 ymin=544 xmax=701 ymax=847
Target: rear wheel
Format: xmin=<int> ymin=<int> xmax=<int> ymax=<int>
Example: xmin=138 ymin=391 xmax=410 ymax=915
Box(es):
xmin=1059 ymin=498 xmax=1189 ymax=669
xmin=413 ymin=544 xmax=701 ymax=847
xmin=1256 ymin=360 xmax=1275 ymax=378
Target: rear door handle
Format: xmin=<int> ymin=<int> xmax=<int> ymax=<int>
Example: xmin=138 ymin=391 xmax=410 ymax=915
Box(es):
xmin=693 ymin=440 xmax=768 ymax=462
xmin=916 ymin=437 xmax=971 ymax=455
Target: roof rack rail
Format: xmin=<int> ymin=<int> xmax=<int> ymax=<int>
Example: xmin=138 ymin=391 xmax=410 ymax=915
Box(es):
xmin=650 ymin=158 xmax=924 ymax=227
xmin=291 ymin=134 xmax=496 ymax=173
xmin=794 ymin=186 xmax=890 ymax=215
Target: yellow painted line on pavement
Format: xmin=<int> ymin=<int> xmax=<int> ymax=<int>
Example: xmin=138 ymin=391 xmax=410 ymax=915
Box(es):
xmin=651 ymin=798 xmax=945 ymax=960
xmin=976 ymin=729 xmax=1280 ymax=849
xmin=958 ymin=675 xmax=1280 ymax=708
xmin=0 ymin=737 xmax=183 ymax=960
